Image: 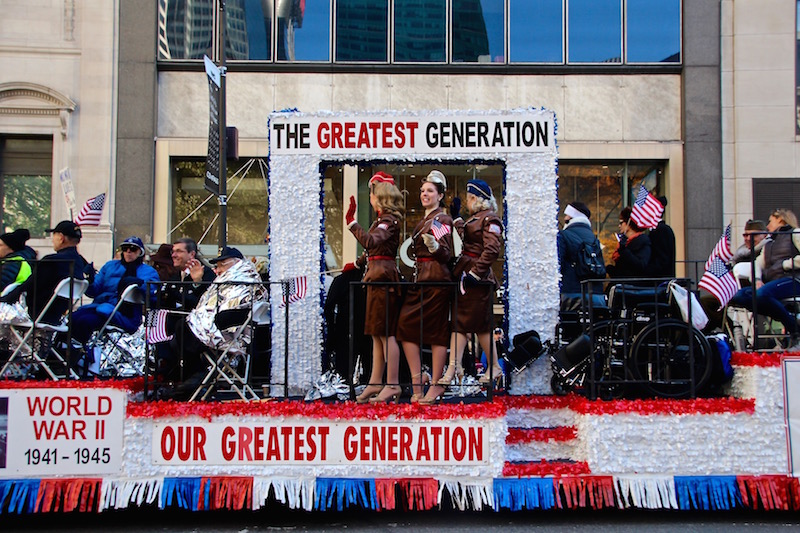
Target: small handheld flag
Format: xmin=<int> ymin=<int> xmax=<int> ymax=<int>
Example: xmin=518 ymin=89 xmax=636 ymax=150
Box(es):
xmin=74 ymin=193 xmax=106 ymax=226
xmin=145 ymin=309 xmax=173 ymax=344
xmin=431 ymin=219 xmax=451 ymax=241
xmin=630 ymin=185 xmax=664 ymax=230
xmin=698 ymin=225 xmax=738 ymax=309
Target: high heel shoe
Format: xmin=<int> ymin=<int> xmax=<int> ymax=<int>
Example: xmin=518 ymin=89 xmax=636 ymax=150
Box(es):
xmin=418 ymin=385 xmax=445 ymax=405
xmin=409 ymin=371 xmax=431 ymax=403
xmin=438 ymin=362 xmax=464 ymax=386
xmin=369 ymin=385 xmax=402 ymax=404
xmin=479 ymin=365 xmax=505 ymax=386
xmin=356 ymin=384 xmax=383 ymax=404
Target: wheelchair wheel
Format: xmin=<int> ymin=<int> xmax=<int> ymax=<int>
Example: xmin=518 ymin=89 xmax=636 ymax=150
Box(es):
xmin=629 ymin=319 xmax=712 ymax=398
xmin=550 ymin=373 xmax=571 ymax=396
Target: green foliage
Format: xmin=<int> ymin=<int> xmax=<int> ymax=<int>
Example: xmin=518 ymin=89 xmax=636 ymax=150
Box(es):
xmin=2 ymin=175 xmax=51 ymax=237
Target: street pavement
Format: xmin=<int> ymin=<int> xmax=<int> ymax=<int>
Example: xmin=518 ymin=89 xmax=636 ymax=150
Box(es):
xmin=4 ymin=507 xmax=800 ymax=531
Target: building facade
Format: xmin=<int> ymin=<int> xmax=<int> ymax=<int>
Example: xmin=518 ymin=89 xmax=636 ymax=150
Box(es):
xmin=8 ymin=1 xmax=800 ymax=283
xmin=119 ymin=0 xmax=721 ymax=272
xmin=0 ymin=0 xmax=118 ymax=263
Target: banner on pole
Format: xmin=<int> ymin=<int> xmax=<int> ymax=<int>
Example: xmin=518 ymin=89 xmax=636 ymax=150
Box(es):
xmin=204 ymin=55 xmax=221 ymax=196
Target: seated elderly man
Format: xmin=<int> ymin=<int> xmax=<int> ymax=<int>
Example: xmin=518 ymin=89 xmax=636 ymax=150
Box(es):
xmin=166 ymin=246 xmax=264 ymax=399
xmin=1 ymin=221 xmax=89 ymax=325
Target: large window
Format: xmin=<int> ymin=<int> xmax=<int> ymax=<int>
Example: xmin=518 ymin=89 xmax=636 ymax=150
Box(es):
xmin=158 ymin=0 xmax=682 ymax=66
xmin=510 ymin=0 xmax=563 ymax=63
xmin=170 ymin=157 xmax=269 ymax=247
xmin=568 ymin=0 xmax=622 ymax=63
xmin=0 ymin=135 xmax=52 ymax=237
xmin=394 ymin=0 xmax=446 ymax=62
xmin=557 ymin=161 xmax=664 ymax=264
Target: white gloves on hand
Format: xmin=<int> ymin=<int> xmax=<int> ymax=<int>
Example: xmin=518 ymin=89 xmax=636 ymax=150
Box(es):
xmin=422 ymin=233 xmax=439 ymax=253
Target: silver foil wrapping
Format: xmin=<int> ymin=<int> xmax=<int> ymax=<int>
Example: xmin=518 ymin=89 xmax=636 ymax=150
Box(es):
xmin=304 ymin=369 xmax=350 ymax=401
xmin=187 ymin=260 xmax=264 ymax=355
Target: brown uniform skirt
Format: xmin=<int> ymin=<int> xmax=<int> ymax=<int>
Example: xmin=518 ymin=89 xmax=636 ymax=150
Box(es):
xmin=453 ymin=283 xmax=493 ymax=334
xmin=364 ymin=284 xmax=400 ymax=336
xmin=396 ymin=285 xmax=451 ymax=347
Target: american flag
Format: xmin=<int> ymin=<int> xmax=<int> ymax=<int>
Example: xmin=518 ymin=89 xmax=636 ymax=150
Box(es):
xmin=145 ymin=309 xmax=173 ymax=344
xmin=698 ymin=225 xmax=738 ymax=309
xmin=630 ymin=185 xmax=664 ymax=230
xmin=74 ymin=193 xmax=106 ymax=226
xmin=279 ymin=276 xmax=307 ymax=307
xmin=431 ymin=218 xmax=451 ymax=241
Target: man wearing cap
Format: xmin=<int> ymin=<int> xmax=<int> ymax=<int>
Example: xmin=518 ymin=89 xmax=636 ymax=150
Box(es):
xmin=67 ymin=237 xmax=159 ymax=364
xmin=558 ymin=202 xmax=606 ymax=308
xmin=167 ymin=246 xmax=263 ymax=398
xmin=647 ymin=195 xmax=676 ymax=278
xmin=1 ymin=220 xmax=90 ymax=325
xmin=0 ymin=228 xmax=36 ymax=292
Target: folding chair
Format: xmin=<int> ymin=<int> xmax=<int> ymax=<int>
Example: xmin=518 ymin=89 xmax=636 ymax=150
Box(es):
xmin=89 ymin=283 xmax=147 ymax=377
xmin=190 ymin=300 xmax=270 ymax=401
xmin=0 ymin=277 xmax=89 ymax=380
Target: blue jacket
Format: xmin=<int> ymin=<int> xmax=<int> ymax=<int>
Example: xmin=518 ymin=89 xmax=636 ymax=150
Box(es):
xmin=82 ymin=259 xmax=159 ymax=331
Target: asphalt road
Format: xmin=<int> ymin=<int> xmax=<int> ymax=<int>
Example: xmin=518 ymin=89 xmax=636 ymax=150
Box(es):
xmin=4 ymin=507 xmax=800 ymax=532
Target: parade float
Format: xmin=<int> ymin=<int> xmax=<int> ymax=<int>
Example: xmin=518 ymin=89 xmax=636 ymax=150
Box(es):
xmin=1 ymin=109 xmax=799 ymax=514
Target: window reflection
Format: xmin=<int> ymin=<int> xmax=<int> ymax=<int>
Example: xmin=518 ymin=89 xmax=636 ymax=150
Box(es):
xmin=627 ymin=0 xmax=680 ymax=63
xmin=157 ymin=0 xmax=681 ymax=66
xmin=452 ymin=0 xmax=504 ymax=63
xmin=278 ymin=0 xmax=331 ymax=61
xmin=0 ymin=135 xmax=53 ymax=238
xmin=336 ymin=0 xmax=388 ymax=62
xmin=509 ymin=0 xmax=563 ymax=63
xmin=171 ymin=158 xmax=270 ymax=245
xmin=567 ymin=0 xmax=621 ymax=63
xmin=394 ymin=0 xmax=446 ymax=62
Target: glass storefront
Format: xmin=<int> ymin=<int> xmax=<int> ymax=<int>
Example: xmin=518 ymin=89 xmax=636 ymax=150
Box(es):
xmin=557 ymin=161 xmax=664 ymax=265
xmin=169 ymin=157 xmax=269 ymax=246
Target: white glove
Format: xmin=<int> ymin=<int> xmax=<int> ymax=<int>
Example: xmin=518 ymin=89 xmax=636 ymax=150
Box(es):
xmin=422 ymin=233 xmax=439 ymax=253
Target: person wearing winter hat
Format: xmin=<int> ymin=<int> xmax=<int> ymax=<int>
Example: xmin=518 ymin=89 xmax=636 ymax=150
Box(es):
xmin=558 ymin=201 xmax=606 ymax=307
xmin=149 ymin=243 xmax=178 ymax=281
xmin=427 ymin=179 xmax=505 ymax=402
xmin=0 ymin=228 xmax=36 ymax=291
xmin=67 ymin=236 xmax=159 ymax=370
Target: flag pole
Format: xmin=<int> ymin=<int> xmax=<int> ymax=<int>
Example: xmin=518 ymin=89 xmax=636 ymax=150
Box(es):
xmin=216 ymin=0 xmax=227 ymax=253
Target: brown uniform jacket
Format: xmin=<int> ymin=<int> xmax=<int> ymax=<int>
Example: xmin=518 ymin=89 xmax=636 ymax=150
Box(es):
xmin=349 ymin=212 xmax=401 ymax=283
xmin=411 ymin=207 xmax=454 ymax=282
xmin=453 ymin=210 xmax=503 ymax=285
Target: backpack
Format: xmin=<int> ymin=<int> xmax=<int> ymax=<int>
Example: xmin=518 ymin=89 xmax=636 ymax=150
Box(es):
xmin=573 ymin=239 xmax=606 ymax=280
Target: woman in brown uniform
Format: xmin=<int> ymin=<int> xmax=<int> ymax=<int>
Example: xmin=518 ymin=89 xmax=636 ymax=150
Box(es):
xmin=346 ymin=172 xmax=405 ymax=403
xmin=397 ymin=170 xmax=454 ymax=404
xmin=435 ymin=179 xmax=505 ymax=392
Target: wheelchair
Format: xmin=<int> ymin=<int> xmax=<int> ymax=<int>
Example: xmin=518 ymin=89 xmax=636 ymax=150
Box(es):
xmin=548 ymin=279 xmax=713 ymax=399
